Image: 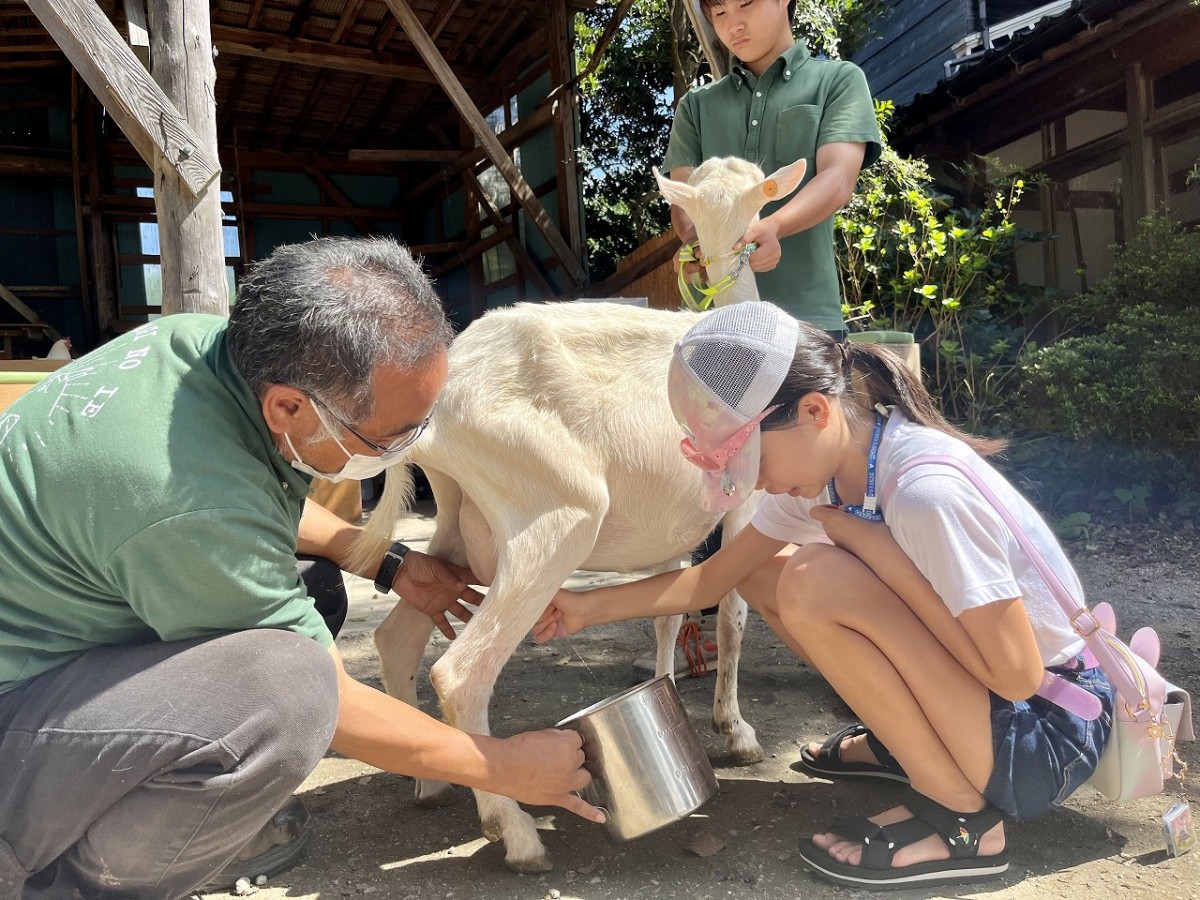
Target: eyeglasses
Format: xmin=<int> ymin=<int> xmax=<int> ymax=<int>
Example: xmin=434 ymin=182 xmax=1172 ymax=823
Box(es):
xmin=679 ymin=405 xmax=780 ymax=472
xmin=310 ymin=394 xmax=435 ymax=459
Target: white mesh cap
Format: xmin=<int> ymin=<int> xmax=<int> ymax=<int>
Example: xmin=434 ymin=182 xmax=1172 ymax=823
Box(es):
xmin=668 ymin=302 xmax=799 ymax=512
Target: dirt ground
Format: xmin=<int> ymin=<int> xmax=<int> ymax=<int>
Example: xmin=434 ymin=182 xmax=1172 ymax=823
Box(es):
xmin=206 ymin=511 xmax=1200 ymax=900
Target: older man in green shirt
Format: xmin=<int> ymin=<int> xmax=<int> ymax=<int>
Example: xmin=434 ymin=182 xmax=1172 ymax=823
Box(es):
xmin=663 ymin=0 xmax=881 ymax=333
xmin=0 ymin=237 xmax=601 ymax=900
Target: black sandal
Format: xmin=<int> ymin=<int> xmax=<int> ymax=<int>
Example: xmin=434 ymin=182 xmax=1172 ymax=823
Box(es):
xmin=798 ymin=723 xmax=909 ymax=783
xmin=797 ymin=787 xmax=1009 ymax=890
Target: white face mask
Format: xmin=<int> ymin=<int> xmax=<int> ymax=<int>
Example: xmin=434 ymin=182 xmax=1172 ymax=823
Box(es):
xmin=283 ymin=412 xmax=410 ymax=484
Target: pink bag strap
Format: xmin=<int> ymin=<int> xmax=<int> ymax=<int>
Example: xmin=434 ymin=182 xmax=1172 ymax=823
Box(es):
xmin=883 ymin=455 xmax=1151 ymax=721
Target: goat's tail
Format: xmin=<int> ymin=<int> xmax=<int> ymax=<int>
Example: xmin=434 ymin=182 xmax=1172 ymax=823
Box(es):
xmin=346 ymin=464 xmax=416 ymax=578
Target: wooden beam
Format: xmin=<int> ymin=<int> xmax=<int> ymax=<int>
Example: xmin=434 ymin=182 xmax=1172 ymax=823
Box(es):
xmin=123 ymin=0 xmax=149 ymax=68
xmin=548 ymin=0 xmax=634 ymax=104
xmin=0 ymin=153 xmax=72 ymax=177
xmin=463 ymin=167 xmax=555 ymax=296
xmin=384 ymin=0 xmax=585 ymax=285
xmin=305 ymin=166 xmax=375 ymax=235
xmin=431 ymin=223 xmax=515 ymax=277
xmin=330 ymin=0 xmax=367 ymax=44
xmin=209 ymin=25 xmax=480 ymax=85
xmin=147 ymin=0 xmax=227 ymax=316
xmin=348 ymin=148 xmax=462 ymax=162
xmin=406 ymin=100 xmax=556 ymax=200
xmin=682 ymin=0 xmax=727 ymax=80
xmin=1125 ymin=62 xmax=1155 ymax=234
xmin=24 ymin=0 xmax=220 ymax=197
xmin=0 ymin=283 xmax=61 ymax=341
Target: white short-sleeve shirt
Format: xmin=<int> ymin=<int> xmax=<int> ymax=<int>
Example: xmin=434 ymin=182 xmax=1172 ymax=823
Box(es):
xmin=750 ymin=410 xmax=1085 ymax=667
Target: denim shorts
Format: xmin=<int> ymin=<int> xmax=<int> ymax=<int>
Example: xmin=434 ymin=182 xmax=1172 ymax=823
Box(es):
xmin=984 ymin=658 xmax=1115 ymax=821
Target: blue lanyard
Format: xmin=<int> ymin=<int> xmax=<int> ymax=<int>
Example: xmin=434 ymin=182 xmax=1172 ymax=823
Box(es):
xmin=827 ymin=409 xmax=888 ymax=522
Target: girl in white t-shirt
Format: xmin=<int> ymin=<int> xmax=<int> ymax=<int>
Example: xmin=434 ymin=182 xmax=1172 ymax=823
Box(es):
xmin=533 ymin=301 xmax=1114 ymax=890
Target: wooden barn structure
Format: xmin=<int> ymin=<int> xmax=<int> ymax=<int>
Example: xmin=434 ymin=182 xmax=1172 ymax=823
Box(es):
xmin=0 ymin=0 xmax=644 ymax=357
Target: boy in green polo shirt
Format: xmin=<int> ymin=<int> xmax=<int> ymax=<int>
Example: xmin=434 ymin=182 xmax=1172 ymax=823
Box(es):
xmin=640 ymin=0 xmax=882 ymax=680
xmin=663 ymin=0 xmax=881 ymax=333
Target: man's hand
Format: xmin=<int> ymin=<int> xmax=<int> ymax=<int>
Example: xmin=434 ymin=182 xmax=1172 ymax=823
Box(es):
xmin=392 ymin=551 xmax=483 ymax=640
xmin=738 ymin=217 xmax=782 ymax=272
xmin=493 ymin=728 xmax=604 ymax=823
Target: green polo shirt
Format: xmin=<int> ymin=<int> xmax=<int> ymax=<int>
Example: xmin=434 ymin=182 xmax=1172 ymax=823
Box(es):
xmin=663 ymin=41 xmax=881 ymax=331
xmin=0 ymin=315 xmax=331 ymax=694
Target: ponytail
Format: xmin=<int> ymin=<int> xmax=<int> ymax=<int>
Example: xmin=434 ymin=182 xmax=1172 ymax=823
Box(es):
xmin=843 ymin=343 xmax=1006 ymax=457
xmin=760 ymin=321 xmax=1006 ymax=457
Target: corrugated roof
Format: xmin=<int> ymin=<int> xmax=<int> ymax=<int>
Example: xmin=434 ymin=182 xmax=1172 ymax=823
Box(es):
xmin=896 ymin=0 xmax=1131 ymax=121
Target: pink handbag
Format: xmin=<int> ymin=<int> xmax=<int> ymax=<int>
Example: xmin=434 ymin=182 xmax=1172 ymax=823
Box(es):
xmin=886 ymin=455 xmax=1194 ymax=802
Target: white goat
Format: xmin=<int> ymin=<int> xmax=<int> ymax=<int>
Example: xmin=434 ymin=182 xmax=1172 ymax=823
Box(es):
xmin=654 ymin=156 xmax=807 ymax=307
xmin=353 ymin=157 xmax=806 ymax=873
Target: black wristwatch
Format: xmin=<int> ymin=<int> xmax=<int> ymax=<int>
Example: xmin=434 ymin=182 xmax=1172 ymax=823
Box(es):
xmin=373 ymin=541 xmax=410 ymax=594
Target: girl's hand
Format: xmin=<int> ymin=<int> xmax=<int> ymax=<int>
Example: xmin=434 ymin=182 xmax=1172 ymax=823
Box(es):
xmin=532 ymin=589 xmax=584 ymax=644
xmin=810 ymin=504 xmax=892 ymax=558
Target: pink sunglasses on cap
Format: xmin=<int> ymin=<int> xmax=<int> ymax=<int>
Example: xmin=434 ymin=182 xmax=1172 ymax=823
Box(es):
xmin=679 ymin=405 xmax=781 ymax=472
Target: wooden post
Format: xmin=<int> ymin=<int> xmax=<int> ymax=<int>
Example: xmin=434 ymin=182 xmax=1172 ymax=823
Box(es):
xmin=682 ymin=0 xmax=727 ymax=79
xmin=81 ymin=92 xmax=117 ymax=337
xmin=547 ymin=0 xmax=583 ymax=265
xmin=384 ymin=0 xmax=586 ymax=286
xmin=69 ymin=72 xmax=95 ymax=346
xmin=24 ymin=0 xmax=220 ymax=196
xmin=147 ymin=0 xmax=228 ymax=316
xmin=1125 ymin=62 xmax=1156 ymax=233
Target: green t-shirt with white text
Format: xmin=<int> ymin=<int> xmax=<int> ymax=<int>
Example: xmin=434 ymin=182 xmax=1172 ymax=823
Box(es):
xmin=0 ymin=315 xmax=331 ymax=694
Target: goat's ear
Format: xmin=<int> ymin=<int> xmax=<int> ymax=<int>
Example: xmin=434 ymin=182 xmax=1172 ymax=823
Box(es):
xmin=758 ymin=160 xmax=807 ymax=204
xmin=653 ymin=166 xmax=695 ymax=208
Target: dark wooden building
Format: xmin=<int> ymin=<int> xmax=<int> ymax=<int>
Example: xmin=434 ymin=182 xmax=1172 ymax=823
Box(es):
xmin=0 ymin=0 xmax=621 ymax=356
xmin=856 ymin=0 xmax=1200 ymax=295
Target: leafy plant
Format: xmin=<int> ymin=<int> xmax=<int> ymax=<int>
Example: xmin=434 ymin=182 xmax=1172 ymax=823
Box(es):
xmin=837 ymin=104 xmax=1053 ymax=431
xmin=1113 ymin=485 xmax=1150 ymax=520
xmin=1053 ymin=511 xmax=1098 ymax=545
xmin=1014 ymin=215 xmax=1200 ymax=510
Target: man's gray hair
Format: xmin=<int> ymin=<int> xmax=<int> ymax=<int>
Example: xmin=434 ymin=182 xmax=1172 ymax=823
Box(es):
xmin=228 ymin=236 xmax=454 ymax=426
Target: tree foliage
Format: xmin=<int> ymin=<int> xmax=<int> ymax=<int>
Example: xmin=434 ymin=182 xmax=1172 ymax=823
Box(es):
xmin=576 ymin=1 xmax=888 ymax=281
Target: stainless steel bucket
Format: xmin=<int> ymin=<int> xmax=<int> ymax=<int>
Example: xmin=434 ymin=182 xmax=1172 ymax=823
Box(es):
xmin=557 ymin=675 xmax=718 ymax=842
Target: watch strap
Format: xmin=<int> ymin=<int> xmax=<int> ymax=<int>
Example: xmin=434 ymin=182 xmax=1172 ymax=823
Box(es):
xmin=373 ymin=540 xmax=410 ymax=594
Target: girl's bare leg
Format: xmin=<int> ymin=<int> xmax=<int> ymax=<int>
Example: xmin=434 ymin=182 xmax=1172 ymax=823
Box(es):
xmin=770 ymin=544 xmax=1005 ymax=868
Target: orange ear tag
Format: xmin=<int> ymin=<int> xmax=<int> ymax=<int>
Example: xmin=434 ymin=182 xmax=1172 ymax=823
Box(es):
xmin=763 ymin=179 xmax=779 ymax=198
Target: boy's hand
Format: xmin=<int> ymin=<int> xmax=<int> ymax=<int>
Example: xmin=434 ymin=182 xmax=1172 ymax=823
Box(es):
xmin=738 ymin=218 xmax=782 ymax=272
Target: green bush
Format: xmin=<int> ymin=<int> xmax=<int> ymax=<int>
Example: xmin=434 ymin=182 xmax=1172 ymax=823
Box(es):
xmin=1057 ymin=214 xmax=1200 ymax=329
xmin=1018 ymin=303 xmax=1200 ymax=452
xmin=1014 ymin=215 xmax=1200 ymax=511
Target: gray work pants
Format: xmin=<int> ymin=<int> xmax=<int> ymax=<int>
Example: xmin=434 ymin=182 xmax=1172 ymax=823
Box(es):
xmin=0 ymin=628 xmax=339 ymax=900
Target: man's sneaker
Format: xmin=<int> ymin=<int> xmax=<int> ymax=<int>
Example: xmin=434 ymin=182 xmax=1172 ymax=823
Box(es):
xmin=201 ymin=797 xmax=314 ymax=892
xmin=632 ymin=614 xmax=719 ymax=679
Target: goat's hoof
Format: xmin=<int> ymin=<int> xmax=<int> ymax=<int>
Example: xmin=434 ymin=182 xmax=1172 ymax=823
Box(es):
xmin=724 ymin=731 xmax=764 ymax=765
xmin=481 ymin=817 xmax=505 ymax=843
xmin=731 ymin=743 xmax=765 ymax=765
xmin=505 ymin=853 xmax=553 ymax=874
xmin=414 ymin=782 xmax=459 ymax=809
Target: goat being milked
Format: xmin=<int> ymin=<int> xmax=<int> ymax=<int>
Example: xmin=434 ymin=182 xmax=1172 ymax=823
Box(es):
xmin=349 ymin=157 xmax=806 ymax=872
